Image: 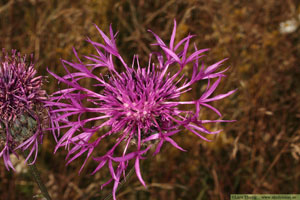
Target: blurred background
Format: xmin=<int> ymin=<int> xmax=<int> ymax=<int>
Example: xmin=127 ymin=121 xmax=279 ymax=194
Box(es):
xmin=1 ymin=0 xmax=300 ymax=199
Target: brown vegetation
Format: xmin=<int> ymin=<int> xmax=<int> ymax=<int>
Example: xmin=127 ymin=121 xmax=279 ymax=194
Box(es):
xmin=0 ymin=0 xmax=300 ymax=199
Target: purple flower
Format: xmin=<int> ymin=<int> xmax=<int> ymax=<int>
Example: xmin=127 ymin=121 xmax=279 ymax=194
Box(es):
xmin=47 ymin=20 xmax=236 ymax=199
xmin=0 ymin=49 xmax=53 ymax=170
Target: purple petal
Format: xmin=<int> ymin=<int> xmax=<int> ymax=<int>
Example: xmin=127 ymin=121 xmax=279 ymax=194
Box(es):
xmin=160 ymin=46 xmax=181 ymax=63
xmin=201 ymin=77 xmax=221 ymax=100
xmin=205 ymin=58 xmax=228 ymax=74
xmin=111 ymin=151 xmax=137 ymax=162
xmin=164 ymin=137 xmax=186 ymax=151
xmin=135 ymin=157 xmax=146 ymax=188
xmin=202 ymin=89 xmax=237 ymax=102
xmin=170 ymin=19 xmax=177 ymax=50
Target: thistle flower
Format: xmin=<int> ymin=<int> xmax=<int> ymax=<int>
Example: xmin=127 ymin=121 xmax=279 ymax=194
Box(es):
xmin=47 ymin=20 xmax=236 ymax=199
xmin=0 ymin=49 xmax=52 ymax=170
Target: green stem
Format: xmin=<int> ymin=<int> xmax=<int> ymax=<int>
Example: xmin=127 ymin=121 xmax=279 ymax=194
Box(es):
xmin=103 ymin=166 xmax=135 ymax=200
xmin=22 ymin=152 xmax=52 ymax=200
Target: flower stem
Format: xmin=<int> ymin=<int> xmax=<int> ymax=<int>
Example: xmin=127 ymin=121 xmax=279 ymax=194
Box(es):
xmin=22 ymin=152 xmax=52 ymax=200
xmin=103 ymin=166 xmax=135 ymax=200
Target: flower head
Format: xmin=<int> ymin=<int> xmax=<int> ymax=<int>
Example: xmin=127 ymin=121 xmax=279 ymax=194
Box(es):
xmin=48 ymin=20 xmax=236 ymax=199
xmin=0 ymin=49 xmax=51 ymax=170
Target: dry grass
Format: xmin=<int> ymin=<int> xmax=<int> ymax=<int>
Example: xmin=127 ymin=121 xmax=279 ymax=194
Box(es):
xmin=1 ymin=0 xmax=300 ymax=199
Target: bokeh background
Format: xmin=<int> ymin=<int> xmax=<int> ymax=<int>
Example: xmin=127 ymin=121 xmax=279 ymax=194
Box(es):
xmin=1 ymin=0 xmax=300 ymax=199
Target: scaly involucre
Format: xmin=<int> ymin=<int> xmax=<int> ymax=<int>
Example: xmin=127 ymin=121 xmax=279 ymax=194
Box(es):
xmin=47 ymin=20 xmax=236 ymax=199
xmin=0 ymin=49 xmax=53 ymax=170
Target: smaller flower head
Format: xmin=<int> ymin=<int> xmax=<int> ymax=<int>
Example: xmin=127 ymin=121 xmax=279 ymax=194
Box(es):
xmin=0 ymin=49 xmax=50 ymax=170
